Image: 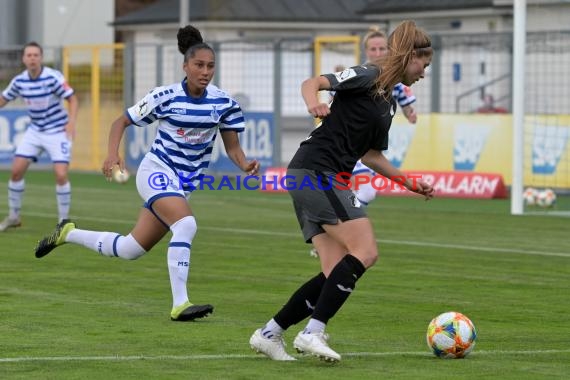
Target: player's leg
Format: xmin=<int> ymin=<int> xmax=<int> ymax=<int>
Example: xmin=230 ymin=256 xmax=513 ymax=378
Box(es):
xmin=254 ymin=232 xmax=347 ymax=361
xmin=35 ymin=154 xmax=166 ymax=258
xmin=0 ymin=157 xmax=31 ymax=231
xmin=297 ymin=171 xmax=376 ymax=361
xmin=251 ymin=234 xmax=339 ymax=361
xmin=0 ymin=129 xmax=40 ymax=231
xmin=34 ymin=206 xmax=167 ymax=259
xmin=53 ymin=162 xmax=71 ymax=222
xmin=46 ymin=132 xmax=72 ymax=222
xmin=150 ymin=194 xmax=213 ymax=321
xmin=294 ymin=220 xmax=375 ymax=362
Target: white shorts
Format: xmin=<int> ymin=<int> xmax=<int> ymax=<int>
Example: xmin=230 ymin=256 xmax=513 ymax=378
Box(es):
xmin=136 ymin=154 xmax=189 ymax=207
xmin=15 ymin=128 xmax=72 ymax=163
xmin=352 ymin=160 xmax=376 ymax=176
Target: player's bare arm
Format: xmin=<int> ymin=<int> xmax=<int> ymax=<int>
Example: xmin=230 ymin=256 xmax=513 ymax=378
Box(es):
xmin=301 ymin=75 xmax=332 ymax=118
xmin=65 ymin=94 xmax=79 ymax=140
xmin=221 ymin=130 xmax=260 ymax=175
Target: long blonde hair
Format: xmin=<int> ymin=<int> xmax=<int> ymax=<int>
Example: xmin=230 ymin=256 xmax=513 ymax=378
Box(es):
xmin=374 ymin=21 xmax=432 ymax=98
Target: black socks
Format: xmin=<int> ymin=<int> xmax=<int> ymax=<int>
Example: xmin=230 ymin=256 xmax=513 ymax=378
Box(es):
xmin=273 ymin=254 xmax=367 ymax=329
xmin=312 ymin=254 xmax=366 ymax=324
xmin=274 ymin=272 xmax=326 ymax=330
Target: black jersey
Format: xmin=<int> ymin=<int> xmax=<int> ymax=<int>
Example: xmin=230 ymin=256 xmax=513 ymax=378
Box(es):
xmin=288 ymin=64 xmax=396 ymax=174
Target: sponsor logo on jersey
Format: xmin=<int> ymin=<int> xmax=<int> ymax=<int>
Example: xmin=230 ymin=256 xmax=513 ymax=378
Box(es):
xmin=170 ymin=108 xmax=186 ymax=115
xmin=136 ymin=100 xmax=148 ymax=117
xmin=334 ymin=68 xmax=357 ymax=83
xmin=210 ymin=105 xmax=221 ymax=123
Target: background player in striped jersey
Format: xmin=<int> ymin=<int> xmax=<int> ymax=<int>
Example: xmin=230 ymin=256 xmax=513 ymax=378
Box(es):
xmin=34 ymin=26 xmax=259 ymax=322
xmin=0 ymin=42 xmax=78 ymax=231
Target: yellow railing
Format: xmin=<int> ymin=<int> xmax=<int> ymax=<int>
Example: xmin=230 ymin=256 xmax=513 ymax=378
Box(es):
xmin=62 ymin=44 xmax=125 ymax=171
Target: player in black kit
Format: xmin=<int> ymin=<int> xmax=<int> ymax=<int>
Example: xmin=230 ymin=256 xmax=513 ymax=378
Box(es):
xmin=250 ymin=20 xmax=435 ymax=362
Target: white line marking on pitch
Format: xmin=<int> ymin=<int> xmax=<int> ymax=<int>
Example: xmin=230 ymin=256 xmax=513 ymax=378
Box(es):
xmin=1 ymin=349 xmax=570 ymax=363
xmin=12 ymin=211 xmax=570 ymax=258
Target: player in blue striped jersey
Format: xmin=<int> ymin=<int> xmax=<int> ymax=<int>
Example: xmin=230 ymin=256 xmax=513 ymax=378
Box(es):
xmin=34 ymin=26 xmax=259 ymax=321
xmin=0 ymin=42 xmax=78 ymax=231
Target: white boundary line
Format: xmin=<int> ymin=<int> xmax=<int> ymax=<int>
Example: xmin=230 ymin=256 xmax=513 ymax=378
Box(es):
xmin=12 ymin=211 xmax=570 ymax=258
xmin=2 ymin=349 xmax=570 ymax=363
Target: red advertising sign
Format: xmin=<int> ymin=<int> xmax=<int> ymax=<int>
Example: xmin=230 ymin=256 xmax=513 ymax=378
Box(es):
xmin=259 ymin=168 xmax=507 ymax=199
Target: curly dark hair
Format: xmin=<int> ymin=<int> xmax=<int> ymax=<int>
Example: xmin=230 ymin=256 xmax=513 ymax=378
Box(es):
xmin=177 ymin=25 xmax=204 ymax=55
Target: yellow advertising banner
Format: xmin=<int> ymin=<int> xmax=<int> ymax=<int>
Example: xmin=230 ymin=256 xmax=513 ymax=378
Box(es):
xmin=386 ymin=114 xmax=570 ymax=188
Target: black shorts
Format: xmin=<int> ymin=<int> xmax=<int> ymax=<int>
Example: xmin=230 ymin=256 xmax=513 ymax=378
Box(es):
xmin=286 ymin=168 xmax=367 ymax=243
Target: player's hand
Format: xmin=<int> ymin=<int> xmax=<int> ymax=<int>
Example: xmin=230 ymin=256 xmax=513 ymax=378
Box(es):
xmin=307 ymin=103 xmax=331 ymax=119
xmin=407 ymin=179 xmax=434 ymax=201
xmin=415 ymin=180 xmax=434 ymax=200
xmin=407 ymin=109 xmax=417 ymax=124
xmin=243 ymin=159 xmax=260 ymax=176
xmin=102 ymin=155 xmax=124 ymax=181
xmin=403 ymin=106 xmax=417 ymax=124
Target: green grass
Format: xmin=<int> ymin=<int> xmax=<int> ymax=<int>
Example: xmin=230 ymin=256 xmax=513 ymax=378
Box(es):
xmin=0 ymin=171 xmax=569 ymax=379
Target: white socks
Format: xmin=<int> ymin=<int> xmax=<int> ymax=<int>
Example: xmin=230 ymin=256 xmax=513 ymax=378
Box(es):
xmin=167 ymin=216 xmax=197 ymax=308
xmin=261 ymin=318 xmax=285 ymax=338
xmin=7 ymin=180 xmax=71 ymax=221
xmin=66 ymin=229 xmax=145 ymax=259
xmin=56 ymin=182 xmax=71 ymax=221
xmin=303 ymin=318 xmax=326 ymax=334
xmin=64 ymin=215 xmax=199 ymax=311
xmin=8 ymin=179 xmax=24 ymax=219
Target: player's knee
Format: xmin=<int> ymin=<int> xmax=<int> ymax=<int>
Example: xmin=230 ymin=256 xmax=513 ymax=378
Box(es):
xmin=367 ymin=251 xmax=379 ymax=267
xmin=117 ymin=234 xmax=146 ymax=260
xmin=354 ymin=246 xmax=378 ymax=269
xmin=170 ymin=215 xmax=197 ymax=241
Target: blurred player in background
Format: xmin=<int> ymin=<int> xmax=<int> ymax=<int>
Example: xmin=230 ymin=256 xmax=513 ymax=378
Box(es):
xmin=250 ymin=20 xmax=434 ymax=362
xmin=34 ymin=26 xmax=259 ymax=322
xmin=0 ymin=42 xmax=78 ymax=231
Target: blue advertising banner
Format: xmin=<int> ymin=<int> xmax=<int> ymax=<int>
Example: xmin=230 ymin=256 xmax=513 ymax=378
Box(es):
xmin=0 ymin=109 xmax=50 ymax=165
xmin=125 ymin=112 xmax=275 ymax=173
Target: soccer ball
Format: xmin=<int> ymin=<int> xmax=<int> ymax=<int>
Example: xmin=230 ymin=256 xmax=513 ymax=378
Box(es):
xmin=523 ymin=187 xmax=539 ymax=206
xmin=536 ymin=189 xmax=556 ymax=208
xmin=426 ymin=311 xmax=477 ymax=359
xmin=112 ymin=166 xmax=130 ymax=184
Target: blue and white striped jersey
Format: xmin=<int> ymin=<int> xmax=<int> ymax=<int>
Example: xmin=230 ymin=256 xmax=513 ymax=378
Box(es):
xmin=392 ymin=83 xmax=415 ymax=108
xmin=126 ymin=78 xmax=245 ymax=191
xmin=1 ymin=67 xmax=74 ymax=134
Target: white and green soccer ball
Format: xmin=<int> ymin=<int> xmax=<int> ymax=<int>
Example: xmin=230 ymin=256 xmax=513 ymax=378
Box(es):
xmin=426 ymin=311 xmax=477 ymax=359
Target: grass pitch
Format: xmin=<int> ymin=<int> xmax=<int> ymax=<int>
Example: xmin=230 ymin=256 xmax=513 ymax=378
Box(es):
xmin=0 ymin=170 xmax=569 ymax=379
